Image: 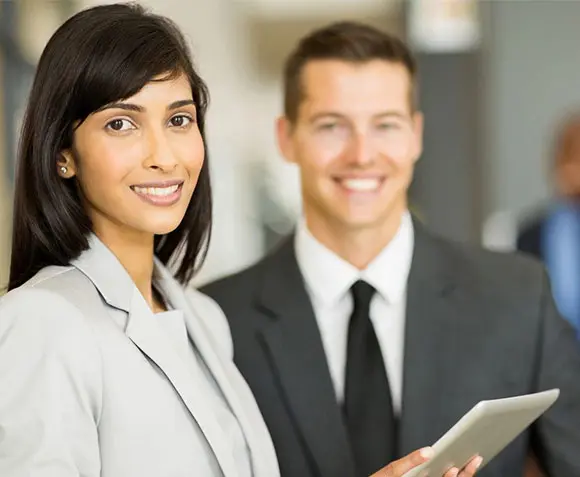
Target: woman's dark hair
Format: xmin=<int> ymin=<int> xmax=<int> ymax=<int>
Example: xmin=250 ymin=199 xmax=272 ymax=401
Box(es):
xmin=8 ymin=3 xmax=211 ymax=291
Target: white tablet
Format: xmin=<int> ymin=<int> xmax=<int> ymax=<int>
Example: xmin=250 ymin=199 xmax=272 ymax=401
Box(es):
xmin=402 ymin=389 xmax=560 ymax=477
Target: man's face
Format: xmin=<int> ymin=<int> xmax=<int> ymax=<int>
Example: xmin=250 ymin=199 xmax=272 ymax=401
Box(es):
xmin=277 ymin=59 xmax=423 ymax=233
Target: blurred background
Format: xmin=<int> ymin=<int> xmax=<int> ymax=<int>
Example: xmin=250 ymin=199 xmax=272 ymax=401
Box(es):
xmin=2 ymin=0 xmax=580 ymax=291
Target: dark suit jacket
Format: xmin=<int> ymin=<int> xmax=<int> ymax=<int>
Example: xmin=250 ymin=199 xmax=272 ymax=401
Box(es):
xmin=202 ymin=223 xmax=580 ymax=477
xmin=517 ymin=214 xmax=544 ymax=260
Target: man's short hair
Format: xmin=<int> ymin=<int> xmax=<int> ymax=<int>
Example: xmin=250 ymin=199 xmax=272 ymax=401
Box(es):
xmin=283 ymin=21 xmax=418 ymax=123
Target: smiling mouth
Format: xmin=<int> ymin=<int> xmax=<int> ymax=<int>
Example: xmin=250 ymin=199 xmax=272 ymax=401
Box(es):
xmin=334 ymin=177 xmax=385 ymax=193
xmin=132 ymin=184 xmax=180 ymax=196
xmin=130 ymin=181 xmax=184 ymax=206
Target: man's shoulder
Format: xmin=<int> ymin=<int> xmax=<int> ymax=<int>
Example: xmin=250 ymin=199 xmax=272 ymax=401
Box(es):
xmin=429 ymin=231 xmax=546 ymax=296
xmin=201 ymin=244 xmax=285 ymax=306
xmin=201 ymin=261 xmax=262 ymax=298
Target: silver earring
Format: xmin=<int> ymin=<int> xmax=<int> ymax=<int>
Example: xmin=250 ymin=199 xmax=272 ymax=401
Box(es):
xmin=60 ymin=166 xmax=68 ymax=174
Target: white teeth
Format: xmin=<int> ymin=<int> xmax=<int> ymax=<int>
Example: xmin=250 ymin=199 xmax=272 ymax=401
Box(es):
xmin=133 ymin=184 xmax=179 ymax=196
xmin=340 ymin=178 xmax=381 ymax=192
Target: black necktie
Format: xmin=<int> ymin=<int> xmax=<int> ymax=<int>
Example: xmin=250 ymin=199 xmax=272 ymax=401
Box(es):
xmin=343 ymin=280 xmax=396 ymax=476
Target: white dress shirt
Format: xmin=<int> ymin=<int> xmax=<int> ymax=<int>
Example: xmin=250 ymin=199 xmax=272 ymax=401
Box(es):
xmin=295 ymin=212 xmax=414 ymax=415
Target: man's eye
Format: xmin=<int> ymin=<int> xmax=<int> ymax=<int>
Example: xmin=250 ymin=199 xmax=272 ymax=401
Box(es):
xmin=377 ymin=123 xmax=399 ymax=130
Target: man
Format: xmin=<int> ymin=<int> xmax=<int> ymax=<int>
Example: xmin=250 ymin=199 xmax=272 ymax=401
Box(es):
xmin=518 ymin=113 xmax=580 ymax=337
xmin=202 ymin=22 xmax=580 ymax=477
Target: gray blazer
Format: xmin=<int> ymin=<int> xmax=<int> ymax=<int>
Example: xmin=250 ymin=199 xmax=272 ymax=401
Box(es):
xmin=0 ymin=235 xmax=280 ymax=477
xmin=202 ymin=221 xmax=580 ymax=477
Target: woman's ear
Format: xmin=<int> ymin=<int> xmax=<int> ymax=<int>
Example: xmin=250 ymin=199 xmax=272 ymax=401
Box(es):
xmin=57 ymin=149 xmax=77 ymax=178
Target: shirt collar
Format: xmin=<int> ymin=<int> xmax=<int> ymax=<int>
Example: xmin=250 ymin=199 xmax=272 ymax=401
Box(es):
xmin=295 ymin=211 xmax=414 ymax=307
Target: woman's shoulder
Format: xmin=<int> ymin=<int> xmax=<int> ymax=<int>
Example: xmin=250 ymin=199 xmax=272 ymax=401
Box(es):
xmin=0 ymin=264 xmax=102 ymax=338
xmin=0 ymin=265 xmax=104 ymax=426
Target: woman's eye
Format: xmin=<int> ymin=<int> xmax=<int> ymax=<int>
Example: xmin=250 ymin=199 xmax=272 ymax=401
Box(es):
xmin=106 ymin=119 xmax=134 ymax=132
xmin=170 ymin=115 xmax=193 ymax=128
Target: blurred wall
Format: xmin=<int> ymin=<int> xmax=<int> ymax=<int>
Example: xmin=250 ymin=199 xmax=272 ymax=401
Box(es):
xmin=482 ymin=1 xmax=580 ymax=222
xmin=0 ymin=0 xmax=64 ymax=292
xmin=410 ymin=52 xmax=482 ymax=243
xmin=0 ymin=48 xmax=9 ymax=290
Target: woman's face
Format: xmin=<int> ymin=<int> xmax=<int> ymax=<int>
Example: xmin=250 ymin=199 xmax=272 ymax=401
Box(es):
xmin=59 ymin=73 xmax=204 ymax=241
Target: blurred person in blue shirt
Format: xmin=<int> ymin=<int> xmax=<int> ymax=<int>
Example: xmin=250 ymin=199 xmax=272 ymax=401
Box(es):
xmin=518 ymin=112 xmax=580 ymax=338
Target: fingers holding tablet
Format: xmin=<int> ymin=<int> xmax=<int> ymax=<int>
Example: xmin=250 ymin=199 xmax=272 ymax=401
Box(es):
xmin=369 ymin=448 xmax=482 ymax=477
xmin=370 ymin=447 xmax=433 ymax=477
xmin=457 ymin=456 xmax=484 ymax=476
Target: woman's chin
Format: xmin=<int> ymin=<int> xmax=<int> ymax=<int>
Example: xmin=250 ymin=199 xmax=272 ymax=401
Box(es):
xmin=140 ymin=217 xmax=185 ymax=237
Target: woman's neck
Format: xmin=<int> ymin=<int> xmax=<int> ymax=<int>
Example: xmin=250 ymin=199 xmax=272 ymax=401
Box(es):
xmin=94 ymin=226 xmax=161 ymax=312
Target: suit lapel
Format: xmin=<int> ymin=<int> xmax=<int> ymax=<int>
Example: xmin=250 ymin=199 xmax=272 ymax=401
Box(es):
xmin=72 ymin=235 xmax=237 ymax=477
xmin=158 ymin=265 xmax=278 ymax=477
xmin=125 ymin=291 xmax=238 ymax=477
xmin=399 ymin=223 xmax=460 ymax=455
xmin=257 ymin=239 xmax=356 ymax=477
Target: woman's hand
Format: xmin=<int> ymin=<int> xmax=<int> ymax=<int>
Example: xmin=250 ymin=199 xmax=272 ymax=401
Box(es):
xmin=370 ymin=447 xmax=483 ymax=477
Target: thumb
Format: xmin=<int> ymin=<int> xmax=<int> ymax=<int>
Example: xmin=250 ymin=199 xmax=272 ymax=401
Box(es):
xmin=371 ymin=447 xmax=434 ymax=477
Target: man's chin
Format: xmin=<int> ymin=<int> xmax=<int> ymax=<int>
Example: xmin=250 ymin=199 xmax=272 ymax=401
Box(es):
xmin=334 ymin=214 xmax=387 ymax=232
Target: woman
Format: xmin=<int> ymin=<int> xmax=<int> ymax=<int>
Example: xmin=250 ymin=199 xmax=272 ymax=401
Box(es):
xmin=0 ymin=3 xmax=480 ymax=477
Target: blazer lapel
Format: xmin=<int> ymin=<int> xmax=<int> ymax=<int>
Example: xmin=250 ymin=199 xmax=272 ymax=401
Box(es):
xmin=256 ymin=239 xmax=356 ymax=477
xmin=398 ymin=223 xmax=461 ymax=455
xmin=72 ymin=235 xmax=237 ymax=477
xmin=157 ymin=263 xmax=278 ymax=477
xmin=126 ymin=293 xmax=239 ymax=477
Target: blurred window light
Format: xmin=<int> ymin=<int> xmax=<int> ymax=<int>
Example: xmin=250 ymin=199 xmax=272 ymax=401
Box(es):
xmin=482 ymin=210 xmax=517 ymax=252
xmin=408 ymin=0 xmax=481 ymax=53
xmin=241 ymin=0 xmax=396 ymax=17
